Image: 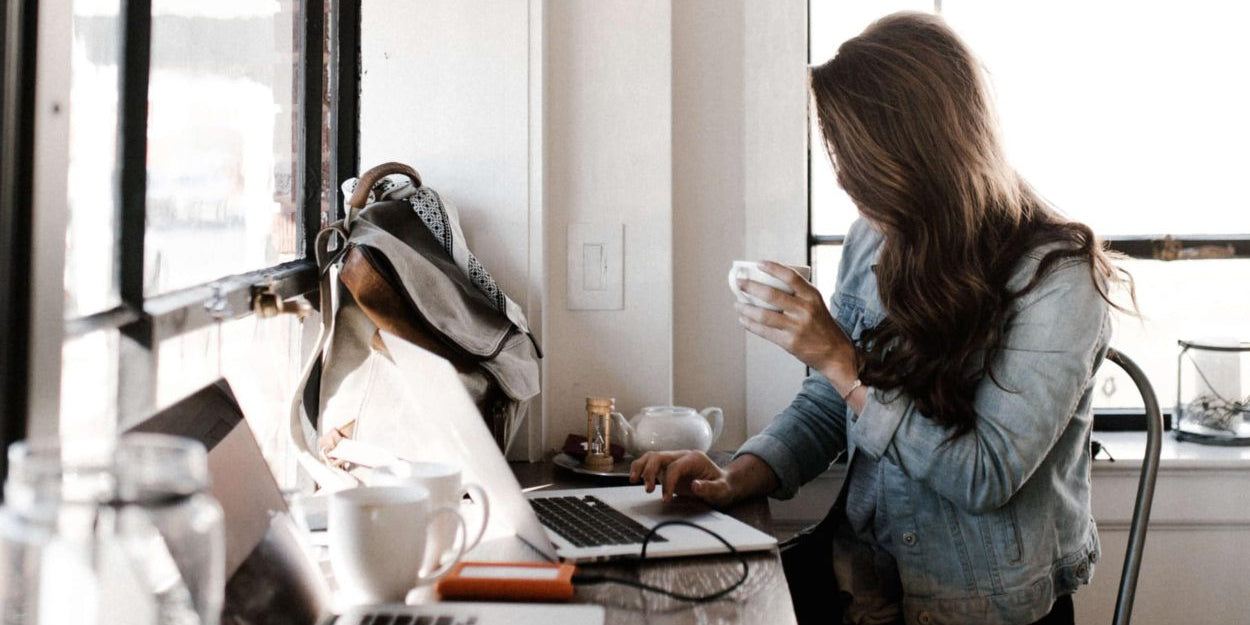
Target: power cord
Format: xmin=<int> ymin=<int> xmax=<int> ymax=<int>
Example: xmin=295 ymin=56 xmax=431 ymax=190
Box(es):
xmin=570 ymin=520 xmax=750 ymax=603
xmin=1090 ymin=439 xmax=1115 ymax=462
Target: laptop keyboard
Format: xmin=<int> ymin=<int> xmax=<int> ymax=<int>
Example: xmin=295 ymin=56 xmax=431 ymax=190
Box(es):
xmin=350 ymin=615 xmax=468 ymax=625
xmin=529 ymin=495 xmax=667 ymax=547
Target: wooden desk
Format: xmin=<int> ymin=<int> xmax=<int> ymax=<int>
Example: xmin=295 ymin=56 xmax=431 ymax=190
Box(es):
xmin=510 ymin=456 xmax=798 ymax=625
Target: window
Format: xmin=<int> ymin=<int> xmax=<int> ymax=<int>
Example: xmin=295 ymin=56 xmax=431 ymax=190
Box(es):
xmin=47 ymin=0 xmax=359 ymax=481
xmin=808 ymin=1 xmax=1250 ymax=415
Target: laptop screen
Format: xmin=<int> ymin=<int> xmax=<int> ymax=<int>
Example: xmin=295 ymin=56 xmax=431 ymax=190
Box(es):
xmin=128 ymin=379 xmax=288 ymax=576
xmin=128 ymin=379 xmax=330 ymax=625
xmin=374 ymin=331 xmax=559 ymax=562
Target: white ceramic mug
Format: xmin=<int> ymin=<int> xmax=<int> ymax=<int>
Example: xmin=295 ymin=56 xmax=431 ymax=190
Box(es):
xmin=367 ymin=460 xmax=490 ymax=573
xmin=328 ymin=485 xmax=467 ymax=604
xmin=727 ymin=261 xmax=812 ymax=311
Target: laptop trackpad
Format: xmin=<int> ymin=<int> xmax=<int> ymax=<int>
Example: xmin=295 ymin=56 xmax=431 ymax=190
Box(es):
xmin=627 ymin=496 xmax=724 ymax=525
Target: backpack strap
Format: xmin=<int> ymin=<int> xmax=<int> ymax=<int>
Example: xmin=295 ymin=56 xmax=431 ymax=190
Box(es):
xmin=286 ymin=222 xmax=355 ymax=490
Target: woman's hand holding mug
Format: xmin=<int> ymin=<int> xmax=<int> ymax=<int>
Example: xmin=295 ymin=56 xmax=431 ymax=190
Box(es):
xmin=730 ymin=260 xmax=860 ymax=401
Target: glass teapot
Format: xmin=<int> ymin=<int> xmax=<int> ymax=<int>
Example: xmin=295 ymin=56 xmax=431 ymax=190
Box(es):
xmin=611 ymin=406 xmax=724 ymax=455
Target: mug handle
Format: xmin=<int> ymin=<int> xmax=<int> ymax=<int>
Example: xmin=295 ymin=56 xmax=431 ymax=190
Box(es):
xmin=414 ymin=506 xmax=467 ymax=585
xmin=459 ymin=483 xmax=491 ymax=552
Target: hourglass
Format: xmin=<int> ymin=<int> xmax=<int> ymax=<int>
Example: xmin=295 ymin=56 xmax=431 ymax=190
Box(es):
xmin=584 ymin=397 xmax=617 ymax=470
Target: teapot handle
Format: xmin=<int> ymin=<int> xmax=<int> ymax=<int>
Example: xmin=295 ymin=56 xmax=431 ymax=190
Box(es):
xmin=700 ymin=407 xmax=724 ymax=447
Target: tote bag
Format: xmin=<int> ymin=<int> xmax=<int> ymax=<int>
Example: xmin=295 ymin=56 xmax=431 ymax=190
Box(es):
xmin=288 ymin=162 xmax=541 ymax=484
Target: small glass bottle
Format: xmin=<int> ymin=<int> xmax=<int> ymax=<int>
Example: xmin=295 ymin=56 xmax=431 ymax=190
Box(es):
xmin=584 ymin=397 xmax=617 ymax=470
xmin=0 ymin=433 xmax=225 ymax=624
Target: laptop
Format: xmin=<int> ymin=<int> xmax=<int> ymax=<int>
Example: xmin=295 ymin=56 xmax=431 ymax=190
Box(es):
xmin=132 ymin=379 xmax=604 ymax=625
xmin=342 ymin=331 xmax=779 ymax=564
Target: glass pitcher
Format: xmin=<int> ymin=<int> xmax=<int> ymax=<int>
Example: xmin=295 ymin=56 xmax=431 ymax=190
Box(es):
xmin=0 ymin=433 xmax=224 ymax=624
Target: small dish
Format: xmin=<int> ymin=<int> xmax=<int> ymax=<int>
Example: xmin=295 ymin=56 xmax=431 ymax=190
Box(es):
xmin=552 ymin=452 xmax=634 ymax=480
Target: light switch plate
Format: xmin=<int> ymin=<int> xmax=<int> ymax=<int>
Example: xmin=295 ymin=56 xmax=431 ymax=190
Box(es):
xmin=567 ymin=223 xmax=624 ymax=310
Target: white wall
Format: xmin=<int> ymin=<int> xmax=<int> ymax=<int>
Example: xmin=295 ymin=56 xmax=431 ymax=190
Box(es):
xmin=359 ymin=1 xmax=531 ymax=303
xmin=543 ymin=0 xmax=675 ymax=447
xmin=359 ymin=0 xmax=541 ymax=457
xmin=360 ymin=0 xmax=810 ymax=454
xmin=741 ymin=1 xmax=810 ymax=436
xmin=672 ymin=1 xmax=749 ymax=447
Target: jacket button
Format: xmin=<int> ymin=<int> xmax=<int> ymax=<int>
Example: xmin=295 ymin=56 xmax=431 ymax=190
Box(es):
xmin=902 ymin=532 xmax=918 ymax=546
xmin=918 ymin=611 xmax=933 ymax=624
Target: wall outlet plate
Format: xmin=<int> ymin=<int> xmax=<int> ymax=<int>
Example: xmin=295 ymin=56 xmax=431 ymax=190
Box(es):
xmin=567 ymin=222 xmax=624 ymax=310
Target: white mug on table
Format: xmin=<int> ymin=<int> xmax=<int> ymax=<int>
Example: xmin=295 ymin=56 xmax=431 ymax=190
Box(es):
xmin=368 ymin=460 xmax=491 ymax=573
xmin=328 ymin=485 xmax=467 ymax=604
xmin=727 ymin=260 xmax=812 ymax=311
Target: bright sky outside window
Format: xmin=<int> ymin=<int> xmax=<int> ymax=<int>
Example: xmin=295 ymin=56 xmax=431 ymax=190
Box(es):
xmin=807 ymin=1 xmax=1250 ymax=410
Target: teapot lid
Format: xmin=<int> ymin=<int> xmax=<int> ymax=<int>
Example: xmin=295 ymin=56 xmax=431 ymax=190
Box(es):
xmin=640 ymin=405 xmax=695 ymax=414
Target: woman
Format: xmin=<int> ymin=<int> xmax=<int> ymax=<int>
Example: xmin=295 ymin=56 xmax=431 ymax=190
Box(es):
xmin=631 ymin=12 xmax=1132 ymax=625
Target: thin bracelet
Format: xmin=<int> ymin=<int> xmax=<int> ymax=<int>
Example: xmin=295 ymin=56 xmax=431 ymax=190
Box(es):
xmin=841 ymin=379 xmax=863 ymax=401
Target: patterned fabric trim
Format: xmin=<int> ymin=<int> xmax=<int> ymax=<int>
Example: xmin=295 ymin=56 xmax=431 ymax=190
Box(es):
xmin=411 ymin=188 xmax=508 ymax=313
xmin=410 ymin=187 xmax=455 ymax=254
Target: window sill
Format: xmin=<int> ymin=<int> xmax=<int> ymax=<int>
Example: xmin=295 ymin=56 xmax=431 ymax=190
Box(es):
xmin=1091 ymin=430 xmax=1250 ymax=472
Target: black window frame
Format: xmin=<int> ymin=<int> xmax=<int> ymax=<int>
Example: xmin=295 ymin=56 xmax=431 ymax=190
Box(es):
xmin=1 ymin=0 xmax=39 ymax=486
xmin=0 ymin=0 xmax=362 ymax=484
xmin=812 ymin=234 xmax=1250 ymax=261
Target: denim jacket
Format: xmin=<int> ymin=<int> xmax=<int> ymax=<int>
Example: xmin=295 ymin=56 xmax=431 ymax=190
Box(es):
xmin=737 ymin=218 xmax=1109 ymax=625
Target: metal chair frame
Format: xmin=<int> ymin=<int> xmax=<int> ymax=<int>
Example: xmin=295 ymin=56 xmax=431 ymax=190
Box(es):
xmin=1103 ymin=348 xmax=1164 ymax=625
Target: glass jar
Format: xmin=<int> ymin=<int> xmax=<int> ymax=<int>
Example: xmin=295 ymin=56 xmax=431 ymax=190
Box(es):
xmin=0 ymin=433 xmax=224 ymax=624
xmin=1175 ymin=339 xmax=1250 ymax=445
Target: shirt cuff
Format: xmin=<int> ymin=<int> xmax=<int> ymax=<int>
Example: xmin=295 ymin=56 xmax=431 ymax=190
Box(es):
xmin=849 ymin=387 xmax=909 ymax=459
xmin=734 ymin=433 xmax=805 ymax=500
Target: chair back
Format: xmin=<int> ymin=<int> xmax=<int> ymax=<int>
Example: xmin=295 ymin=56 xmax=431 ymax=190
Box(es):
xmin=1103 ymin=348 xmax=1164 ymax=625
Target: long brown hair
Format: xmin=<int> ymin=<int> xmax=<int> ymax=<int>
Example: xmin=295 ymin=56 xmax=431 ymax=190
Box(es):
xmin=810 ymin=12 xmax=1132 ymax=436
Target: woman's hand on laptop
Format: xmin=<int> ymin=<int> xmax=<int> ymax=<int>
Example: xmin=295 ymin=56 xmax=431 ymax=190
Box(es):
xmin=630 ymin=452 xmax=781 ymax=508
xmin=630 ymin=451 xmax=734 ymax=506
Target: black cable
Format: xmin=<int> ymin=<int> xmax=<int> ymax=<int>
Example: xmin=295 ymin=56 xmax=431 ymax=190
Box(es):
xmin=571 ymin=520 xmax=751 ymax=603
xmin=1090 ymin=439 xmax=1115 ymax=462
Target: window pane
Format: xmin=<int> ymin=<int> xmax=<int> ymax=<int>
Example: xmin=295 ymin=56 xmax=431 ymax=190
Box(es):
xmin=815 ymin=250 xmax=1250 ymax=413
xmin=942 ymin=0 xmax=1250 ymax=236
xmin=65 ymin=0 xmax=122 ymax=318
xmin=1096 ymin=258 xmax=1250 ymax=410
xmin=145 ymin=0 xmax=302 ymax=295
xmin=809 ymin=3 xmax=1250 ymax=418
xmin=219 ymin=312 xmax=309 ymax=489
xmin=154 ymin=321 xmax=221 ymax=412
xmin=811 ymin=243 xmax=844 ymax=301
xmin=150 ymin=310 xmax=308 ymax=485
xmin=60 ymin=329 xmax=120 ymax=439
xmin=810 ymin=1 xmax=1250 ymax=237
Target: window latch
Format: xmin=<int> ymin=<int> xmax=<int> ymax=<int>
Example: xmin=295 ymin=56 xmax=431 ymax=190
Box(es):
xmin=251 ymin=283 xmax=311 ymax=319
xmin=1154 ymin=236 xmax=1235 ymax=261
